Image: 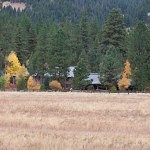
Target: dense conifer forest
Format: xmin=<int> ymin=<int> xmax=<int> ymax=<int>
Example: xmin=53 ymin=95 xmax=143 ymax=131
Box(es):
xmin=0 ymin=0 xmax=150 ymax=91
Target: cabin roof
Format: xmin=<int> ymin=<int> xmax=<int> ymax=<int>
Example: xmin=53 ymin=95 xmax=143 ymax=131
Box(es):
xmin=43 ymin=66 xmax=101 ymax=85
xmin=87 ymin=73 xmax=101 ymax=84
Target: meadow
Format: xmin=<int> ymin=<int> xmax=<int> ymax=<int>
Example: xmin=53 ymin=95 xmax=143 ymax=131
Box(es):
xmin=0 ymin=92 xmax=150 ymax=150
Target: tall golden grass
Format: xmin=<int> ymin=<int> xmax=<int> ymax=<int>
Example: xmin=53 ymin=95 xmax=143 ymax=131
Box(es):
xmin=0 ymin=92 xmax=150 ymax=150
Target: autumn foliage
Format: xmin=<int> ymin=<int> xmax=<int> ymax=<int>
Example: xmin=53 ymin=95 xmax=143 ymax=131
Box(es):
xmin=5 ymin=51 xmax=28 ymax=88
xmin=49 ymin=80 xmax=62 ymax=91
xmin=118 ymin=60 xmax=131 ymax=90
xmin=5 ymin=51 xmax=21 ymax=76
xmin=27 ymin=76 xmax=40 ymax=91
xmin=17 ymin=65 xmax=28 ymax=79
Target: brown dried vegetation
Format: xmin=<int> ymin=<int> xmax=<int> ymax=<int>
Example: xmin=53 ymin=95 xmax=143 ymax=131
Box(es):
xmin=0 ymin=92 xmax=150 ymax=150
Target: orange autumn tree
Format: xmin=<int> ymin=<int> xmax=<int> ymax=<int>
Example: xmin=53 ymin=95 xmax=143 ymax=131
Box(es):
xmin=17 ymin=65 xmax=28 ymax=79
xmin=118 ymin=60 xmax=131 ymax=90
xmin=5 ymin=51 xmax=28 ymax=87
xmin=49 ymin=80 xmax=62 ymax=91
xmin=6 ymin=51 xmax=21 ymax=75
xmin=27 ymin=76 xmax=40 ymax=91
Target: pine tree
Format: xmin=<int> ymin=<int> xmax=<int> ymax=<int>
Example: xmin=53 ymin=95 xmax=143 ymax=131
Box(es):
xmin=88 ymin=17 xmax=100 ymax=72
xmin=101 ymin=8 xmax=126 ymax=54
xmin=79 ymin=10 xmax=89 ymax=53
xmin=73 ymin=57 xmax=91 ymax=90
xmin=29 ymin=25 xmax=48 ymax=78
xmin=14 ymin=25 xmax=26 ymax=64
xmin=0 ymin=23 xmax=13 ymax=53
xmin=128 ymin=22 xmax=150 ymax=91
xmin=26 ymin=26 xmax=37 ymax=60
xmin=89 ymin=17 xmax=99 ymax=47
xmin=88 ymin=34 xmax=101 ymax=72
xmin=100 ymin=46 xmax=124 ymax=89
xmin=0 ymin=49 xmax=5 ymax=75
xmin=49 ymin=27 xmax=72 ymax=84
xmin=17 ymin=77 xmax=27 ymax=91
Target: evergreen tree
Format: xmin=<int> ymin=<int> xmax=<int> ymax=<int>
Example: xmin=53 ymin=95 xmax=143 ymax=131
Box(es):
xmin=49 ymin=27 xmax=72 ymax=85
xmin=88 ymin=17 xmax=100 ymax=72
xmin=14 ymin=25 xmax=26 ymax=64
xmin=101 ymin=8 xmax=126 ymax=54
xmin=26 ymin=26 xmax=37 ymax=61
xmin=88 ymin=33 xmax=101 ymax=72
xmin=28 ymin=26 xmax=48 ymax=78
xmin=89 ymin=17 xmax=99 ymax=47
xmin=73 ymin=57 xmax=91 ymax=90
xmin=79 ymin=10 xmax=89 ymax=53
xmin=100 ymin=46 xmax=124 ymax=89
xmin=0 ymin=48 xmax=5 ymax=75
xmin=0 ymin=22 xmax=13 ymax=56
xmin=43 ymin=76 xmax=50 ymax=90
xmin=128 ymin=22 xmax=150 ymax=91
xmin=17 ymin=77 xmax=27 ymax=91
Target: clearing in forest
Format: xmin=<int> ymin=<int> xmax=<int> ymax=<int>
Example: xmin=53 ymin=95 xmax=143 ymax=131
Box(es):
xmin=0 ymin=92 xmax=150 ymax=150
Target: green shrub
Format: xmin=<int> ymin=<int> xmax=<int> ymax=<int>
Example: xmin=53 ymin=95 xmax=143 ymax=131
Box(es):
xmin=40 ymin=84 xmax=45 ymax=91
xmin=0 ymin=77 xmax=6 ymax=91
xmin=17 ymin=78 xmax=27 ymax=91
xmin=86 ymin=85 xmax=94 ymax=90
xmin=44 ymin=77 xmax=50 ymax=90
xmin=110 ymin=86 xmax=117 ymax=93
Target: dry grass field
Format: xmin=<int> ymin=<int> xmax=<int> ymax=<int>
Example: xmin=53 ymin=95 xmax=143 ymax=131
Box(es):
xmin=0 ymin=92 xmax=150 ymax=150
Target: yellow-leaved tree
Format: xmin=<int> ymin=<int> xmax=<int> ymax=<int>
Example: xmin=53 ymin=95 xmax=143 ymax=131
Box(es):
xmin=18 ymin=65 xmax=28 ymax=79
xmin=5 ymin=51 xmax=28 ymax=87
xmin=6 ymin=51 xmax=21 ymax=76
xmin=118 ymin=60 xmax=131 ymax=90
xmin=49 ymin=80 xmax=62 ymax=91
xmin=27 ymin=76 xmax=40 ymax=91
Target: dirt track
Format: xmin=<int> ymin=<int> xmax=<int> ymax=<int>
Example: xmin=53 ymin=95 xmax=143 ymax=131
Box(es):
xmin=0 ymin=92 xmax=150 ymax=150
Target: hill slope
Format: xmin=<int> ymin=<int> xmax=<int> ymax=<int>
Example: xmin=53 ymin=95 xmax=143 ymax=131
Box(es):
xmin=1 ymin=0 xmax=150 ymax=25
xmin=27 ymin=0 xmax=150 ymax=25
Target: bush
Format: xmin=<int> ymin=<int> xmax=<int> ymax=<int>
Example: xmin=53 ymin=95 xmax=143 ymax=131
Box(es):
xmin=44 ymin=77 xmax=50 ymax=90
xmin=86 ymin=85 xmax=94 ymax=90
xmin=27 ymin=76 xmax=40 ymax=91
xmin=0 ymin=77 xmax=6 ymax=91
xmin=110 ymin=86 xmax=117 ymax=93
xmin=49 ymin=80 xmax=62 ymax=91
xmin=40 ymin=84 xmax=45 ymax=91
xmin=17 ymin=78 xmax=27 ymax=91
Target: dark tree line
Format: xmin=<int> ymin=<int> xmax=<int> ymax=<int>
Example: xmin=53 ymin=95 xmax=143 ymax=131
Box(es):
xmin=0 ymin=6 xmax=150 ymax=91
xmin=1 ymin=0 xmax=150 ymax=26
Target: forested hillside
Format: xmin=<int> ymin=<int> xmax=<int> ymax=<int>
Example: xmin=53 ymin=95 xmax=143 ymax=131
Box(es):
xmin=1 ymin=0 xmax=150 ymax=26
xmin=0 ymin=0 xmax=150 ymax=91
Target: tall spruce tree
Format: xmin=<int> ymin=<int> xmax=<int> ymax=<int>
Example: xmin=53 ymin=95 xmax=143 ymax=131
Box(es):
xmin=89 ymin=17 xmax=99 ymax=47
xmin=26 ymin=26 xmax=37 ymax=61
xmin=14 ymin=25 xmax=26 ymax=64
xmin=101 ymin=8 xmax=126 ymax=54
xmin=88 ymin=17 xmax=100 ymax=72
xmin=0 ymin=49 xmax=5 ymax=75
xmin=79 ymin=10 xmax=89 ymax=53
xmin=28 ymin=25 xmax=48 ymax=78
xmin=88 ymin=35 xmax=101 ymax=72
xmin=128 ymin=22 xmax=150 ymax=91
xmin=49 ymin=27 xmax=72 ymax=85
xmin=73 ymin=57 xmax=91 ymax=90
xmin=100 ymin=46 xmax=124 ymax=89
